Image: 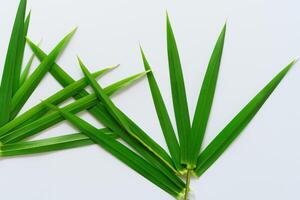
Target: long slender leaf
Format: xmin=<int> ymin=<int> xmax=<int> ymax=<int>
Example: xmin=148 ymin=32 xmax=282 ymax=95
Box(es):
xmin=0 ymin=68 xmax=113 ymax=137
xmin=0 ymin=128 xmax=118 ymax=157
xmin=0 ymin=72 xmax=148 ymax=143
xmin=47 ymin=104 xmax=185 ymax=198
xmin=0 ymin=0 xmax=26 ymax=126
xmin=188 ymin=23 xmax=226 ymax=169
xmin=166 ymin=14 xmax=191 ymax=164
xmin=19 ymin=40 xmax=43 ymax=86
xmin=13 ymin=10 xmax=31 ymax=93
xmin=140 ymin=47 xmax=183 ymax=172
xmin=10 ymin=28 xmax=77 ymax=118
xmin=194 ymin=60 xmax=295 ymax=177
xmin=1 ymin=133 xmax=92 ymax=156
xmin=78 ymin=59 xmax=185 ymax=187
xmin=19 ymin=52 xmax=35 ymax=86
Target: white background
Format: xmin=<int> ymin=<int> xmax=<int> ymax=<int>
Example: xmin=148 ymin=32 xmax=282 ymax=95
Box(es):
xmin=0 ymin=0 xmax=300 ymax=199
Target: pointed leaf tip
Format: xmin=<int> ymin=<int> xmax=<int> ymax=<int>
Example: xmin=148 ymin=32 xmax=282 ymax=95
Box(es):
xmin=110 ymin=64 xmax=120 ymax=69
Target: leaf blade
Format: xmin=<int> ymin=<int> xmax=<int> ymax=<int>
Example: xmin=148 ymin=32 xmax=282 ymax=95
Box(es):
xmin=166 ymin=14 xmax=191 ymax=164
xmin=0 ymin=0 xmax=27 ymax=125
xmin=194 ymin=60 xmax=295 ymax=177
xmin=140 ymin=47 xmax=183 ymax=172
xmin=12 ymin=10 xmax=31 ymax=94
xmin=19 ymin=53 xmax=35 ymax=86
xmin=0 ymin=128 xmax=116 ymax=157
xmin=19 ymin=40 xmax=42 ymax=86
xmin=188 ymin=23 xmax=226 ymax=168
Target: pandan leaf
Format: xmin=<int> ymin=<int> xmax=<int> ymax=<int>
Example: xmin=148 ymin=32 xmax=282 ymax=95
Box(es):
xmin=19 ymin=40 xmax=42 ymax=86
xmin=13 ymin=10 xmax=31 ymax=93
xmin=0 ymin=128 xmax=117 ymax=157
xmin=19 ymin=52 xmax=35 ymax=86
xmin=0 ymin=0 xmax=26 ymax=126
xmin=187 ymin=23 xmax=226 ymax=169
xmin=10 ymin=28 xmax=77 ymax=118
xmin=166 ymin=14 xmax=191 ymax=164
xmin=194 ymin=60 xmax=295 ymax=177
xmin=140 ymin=47 xmax=183 ymax=172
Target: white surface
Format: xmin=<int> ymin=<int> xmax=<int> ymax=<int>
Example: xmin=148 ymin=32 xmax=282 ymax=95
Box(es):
xmin=0 ymin=0 xmax=300 ymax=199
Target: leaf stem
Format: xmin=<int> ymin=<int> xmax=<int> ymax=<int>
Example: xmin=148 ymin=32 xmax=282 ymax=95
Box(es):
xmin=184 ymin=170 xmax=191 ymax=200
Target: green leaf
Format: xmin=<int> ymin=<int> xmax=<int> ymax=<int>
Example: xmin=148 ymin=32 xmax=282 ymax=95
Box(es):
xmin=19 ymin=40 xmax=42 ymax=86
xmin=10 ymin=28 xmax=77 ymax=118
xmin=19 ymin=52 xmax=35 ymax=86
xmin=13 ymin=10 xmax=31 ymax=94
xmin=166 ymin=14 xmax=191 ymax=164
xmin=0 ymin=72 xmax=149 ymax=144
xmin=194 ymin=60 xmax=296 ymax=177
xmin=0 ymin=67 xmax=113 ymax=137
xmin=188 ymin=23 xmax=226 ymax=169
xmin=140 ymin=47 xmax=183 ymax=172
xmin=0 ymin=128 xmax=117 ymax=157
xmin=47 ymin=103 xmax=185 ymax=198
xmin=0 ymin=0 xmax=27 ymax=126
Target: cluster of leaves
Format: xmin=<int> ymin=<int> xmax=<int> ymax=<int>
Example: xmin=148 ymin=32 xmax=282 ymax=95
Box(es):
xmin=0 ymin=1 xmax=294 ymax=199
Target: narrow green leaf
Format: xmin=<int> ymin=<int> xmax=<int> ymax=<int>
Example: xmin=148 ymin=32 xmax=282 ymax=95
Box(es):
xmin=0 ymin=68 xmax=112 ymax=137
xmin=78 ymin=59 xmax=184 ymax=187
xmin=194 ymin=60 xmax=295 ymax=177
xmin=140 ymin=47 xmax=183 ymax=172
xmin=0 ymin=128 xmax=117 ymax=157
xmin=13 ymin=10 xmax=31 ymax=94
xmin=47 ymin=104 xmax=184 ymax=198
xmin=166 ymin=14 xmax=191 ymax=164
xmin=0 ymin=72 xmax=148 ymax=144
xmin=19 ymin=53 xmax=35 ymax=86
xmin=188 ymin=23 xmax=226 ymax=169
xmin=103 ymin=69 xmax=147 ymax=96
xmin=19 ymin=40 xmax=42 ymax=86
xmin=0 ymin=0 xmax=26 ymax=126
xmin=10 ymin=28 xmax=77 ymax=118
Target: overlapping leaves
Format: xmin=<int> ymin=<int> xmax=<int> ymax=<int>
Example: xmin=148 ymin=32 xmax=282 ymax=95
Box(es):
xmin=0 ymin=1 xmax=294 ymax=199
